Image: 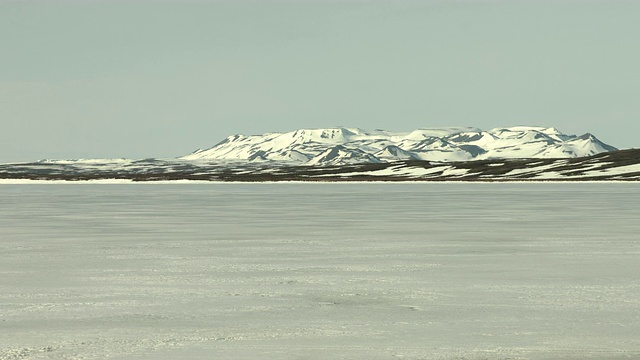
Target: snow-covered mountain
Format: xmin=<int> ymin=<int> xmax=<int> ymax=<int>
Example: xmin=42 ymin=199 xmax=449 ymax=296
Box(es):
xmin=181 ymin=126 xmax=617 ymax=165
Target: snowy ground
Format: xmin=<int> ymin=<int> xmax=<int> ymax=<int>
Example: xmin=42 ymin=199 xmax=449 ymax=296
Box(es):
xmin=1 ymin=183 xmax=639 ymax=359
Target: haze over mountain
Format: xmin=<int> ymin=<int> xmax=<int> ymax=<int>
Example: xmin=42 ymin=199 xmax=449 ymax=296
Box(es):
xmin=182 ymin=126 xmax=617 ymax=165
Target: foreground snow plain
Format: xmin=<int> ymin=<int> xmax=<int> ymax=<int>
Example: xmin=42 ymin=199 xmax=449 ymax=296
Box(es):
xmin=1 ymin=183 xmax=639 ymax=359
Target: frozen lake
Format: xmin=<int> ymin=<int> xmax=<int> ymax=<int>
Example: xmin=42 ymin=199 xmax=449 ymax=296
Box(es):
xmin=1 ymin=183 xmax=639 ymax=359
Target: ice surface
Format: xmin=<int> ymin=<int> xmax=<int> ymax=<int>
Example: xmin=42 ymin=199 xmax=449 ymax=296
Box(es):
xmin=1 ymin=183 xmax=640 ymax=359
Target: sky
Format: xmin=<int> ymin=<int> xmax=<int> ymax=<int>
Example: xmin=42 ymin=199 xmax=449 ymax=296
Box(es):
xmin=1 ymin=0 xmax=639 ymax=162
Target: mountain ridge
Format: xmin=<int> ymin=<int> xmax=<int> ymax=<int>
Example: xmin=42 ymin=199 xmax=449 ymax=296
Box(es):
xmin=181 ymin=126 xmax=617 ymax=165
xmin=2 ymin=125 xmax=635 ymax=182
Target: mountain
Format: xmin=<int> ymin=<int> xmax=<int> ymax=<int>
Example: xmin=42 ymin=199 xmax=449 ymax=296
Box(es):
xmin=2 ymin=125 xmax=632 ymax=183
xmin=181 ymin=126 xmax=617 ymax=165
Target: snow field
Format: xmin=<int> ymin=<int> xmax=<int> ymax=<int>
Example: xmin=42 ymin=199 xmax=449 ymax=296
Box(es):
xmin=1 ymin=183 xmax=639 ymax=359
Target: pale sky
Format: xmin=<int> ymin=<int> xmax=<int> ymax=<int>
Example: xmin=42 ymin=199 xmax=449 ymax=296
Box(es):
xmin=1 ymin=0 xmax=639 ymax=162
